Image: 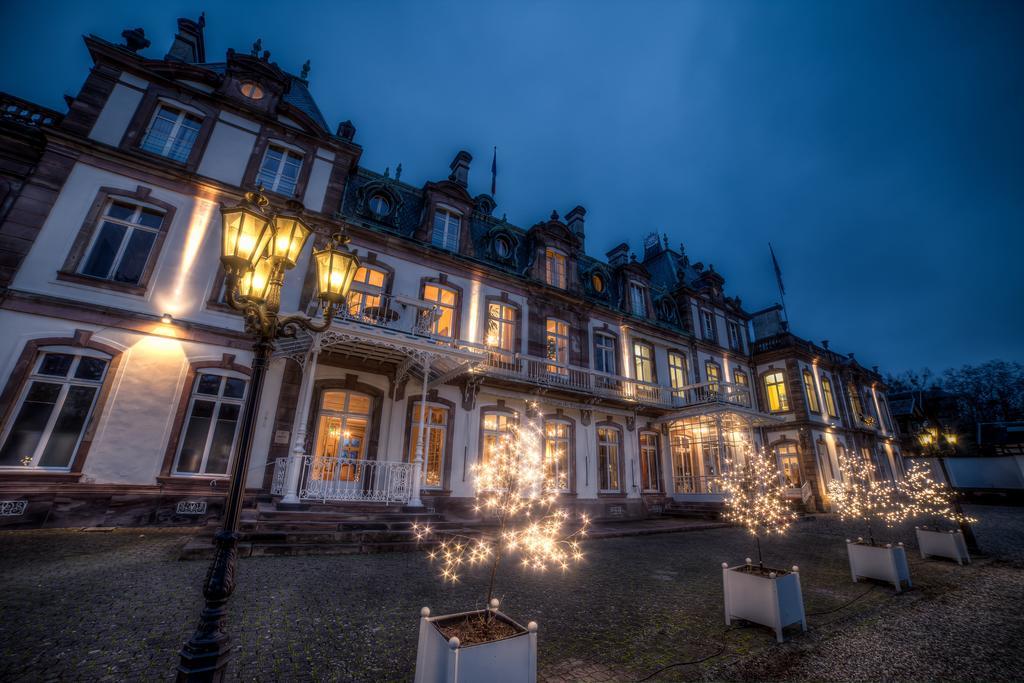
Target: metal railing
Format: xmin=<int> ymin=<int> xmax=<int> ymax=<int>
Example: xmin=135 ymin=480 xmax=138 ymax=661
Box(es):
xmin=673 ymin=474 xmax=724 ymax=494
xmin=271 ymin=454 xmax=413 ymax=504
xmin=669 ymin=380 xmax=753 ymax=410
xmin=334 ymin=291 xmax=451 ymax=339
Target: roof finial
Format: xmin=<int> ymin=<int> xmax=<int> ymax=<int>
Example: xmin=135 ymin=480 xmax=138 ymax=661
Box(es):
xmin=550 ymin=209 xmax=559 ymax=221
xmin=300 ymin=59 xmax=311 ymax=80
xmin=383 ymin=167 xmax=390 ymax=179
xmin=251 ymin=38 xmax=262 ymax=57
xmin=395 ymin=163 xmax=402 ymax=182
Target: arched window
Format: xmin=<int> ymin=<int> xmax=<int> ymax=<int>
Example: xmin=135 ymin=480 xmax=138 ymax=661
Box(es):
xmin=310 ymin=390 xmax=372 ymax=482
xmin=173 ymin=370 xmax=248 ymax=476
xmin=347 ymin=264 xmax=389 ymax=320
xmin=0 ymin=347 xmax=111 ymax=470
xmin=545 ymin=248 xmax=567 ymax=289
xmin=368 ymin=194 xmax=391 ymax=216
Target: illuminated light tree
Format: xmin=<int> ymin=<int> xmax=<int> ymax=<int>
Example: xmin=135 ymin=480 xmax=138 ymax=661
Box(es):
xmin=412 ymin=402 xmax=588 ymax=627
xmin=827 ymin=448 xmax=905 ymax=545
xmin=721 ymin=446 xmax=797 ymax=569
xmin=897 ymin=460 xmax=977 ymax=530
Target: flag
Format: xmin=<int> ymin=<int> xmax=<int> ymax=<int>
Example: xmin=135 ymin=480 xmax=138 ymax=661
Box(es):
xmin=491 ymin=146 xmax=497 ymax=196
xmin=769 ymin=242 xmax=785 ymax=296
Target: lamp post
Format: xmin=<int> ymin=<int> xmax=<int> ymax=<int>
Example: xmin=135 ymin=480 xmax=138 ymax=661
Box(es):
xmin=177 ymin=189 xmax=359 ymax=681
xmin=917 ymin=420 xmax=980 ymax=553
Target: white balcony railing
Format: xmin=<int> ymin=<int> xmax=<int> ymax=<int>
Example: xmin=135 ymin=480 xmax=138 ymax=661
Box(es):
xmin=271 ymin=455 xmax=413 ymax=505
xmin=335 ymin=291 xmax=452 ymax=340
xmin=673 ymin=474 xmax=724 ymax=494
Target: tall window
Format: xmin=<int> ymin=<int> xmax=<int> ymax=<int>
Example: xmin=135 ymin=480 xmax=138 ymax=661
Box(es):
xmin=593 ymin=332 xmax=617 ymax=374
xmin=776 ymin=443 xmax=801 ymax=487
xmin=544 ymin=420 xmax=571 ymax=491
xmin=79 ymin=200 xmax=165 ymax=285
xmin=0 ymin=348 xmax=110 ymax=470
xmin=865 ymin=446 xmax=892 ymax=481
xmin=174 ymin=371 xmax=248 ymax=476
xmin=733 ymin=369 xmax=750 ymax=407
xmin=803 ymin=369 xmax=821 ymax=413
xmin=256 ymin=144 xmax=303 ymax=196
xmin=409 ymin=402 xmax=448 ymax=488
xmin=347 ymin=265 xmax=387 ymax=319
xmin=639 ymin=431 xmax=661 ymax=492
xmin=727 ymin=321 xmax=743 ymax=351
xmin=485 ymin=302 xmax=516 ymax=353
xmin=431 ymin=209 xmax=461 ymax=251
xmin=633 ymin=341 xmax=655 ymax=383
xmin=705 ymin=361 xmax=721 ymax=394
xmin=481 ymin=411 xmax=515 ymax=466
xmin=821 ymin=376 xmax=838 ymax=417
xmin=546 ymin=319 xmax=569 ymax=375
xmin=545 ymin=248 xmax=567 ymax=289
xmin=311 ymin=390 xmax=371 ymax=481
xmin=422 ymin=284 xmax=457 ymax=338
xmin=140 ymin=104 xmax=202 ymax=162
xmin=668 ymin=351 xmax=688 ymax=392
xmin=629 ymin=282 xmax=647 ymax=316
xmin=597 ymin=426 xmax=620 ymax=491
xmin=764 ymin=370 xmax=789 ymax=412
xmin=701 ymin=310 xmax=716 ymax=341
xmin=848 ymin=384 xmax=865 ymax=419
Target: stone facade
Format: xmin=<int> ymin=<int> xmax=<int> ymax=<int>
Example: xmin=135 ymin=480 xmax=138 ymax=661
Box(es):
xmin=0 ymin=16 xmax=902 ymax=528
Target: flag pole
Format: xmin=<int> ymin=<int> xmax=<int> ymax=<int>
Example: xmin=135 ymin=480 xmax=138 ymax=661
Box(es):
xmin=769 ymin=242 xmax=789 ymax=325
xmin=491 ymin=146 xmax=497 ymax=197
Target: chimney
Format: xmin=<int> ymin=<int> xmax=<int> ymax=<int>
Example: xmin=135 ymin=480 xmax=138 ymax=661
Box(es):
xmin=165 ymin=14 xmax=206 ymax=63
xmin=566 ymin=206 xmax=586 ymax=238
xmin=448 ymin=150 xmax=472 ymax=187
xmin=606 ymin=243 xmax=629 ymax=268
xmin=821 ymin=339 xmax=830 ymax=349
xmin=336 ymin=120 xmax=356 ymax=141
xmin=643 ymin=232 xmax=664 ymax=261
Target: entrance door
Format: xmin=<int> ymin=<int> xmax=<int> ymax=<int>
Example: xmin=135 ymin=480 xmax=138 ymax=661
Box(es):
xmin=309 ymin=390 xmax=371 ymax=492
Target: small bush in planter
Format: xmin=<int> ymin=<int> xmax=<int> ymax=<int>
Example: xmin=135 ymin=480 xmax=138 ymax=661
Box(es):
xmin=898 ymin=460 xmax=976 ymax=564
xmin=412 ymin=405 xmax=588 ymax=680
xmin=828 ymin=450 xmax=911 ymax=590
xmin=719 ymin=448 xmax=806 ymax=641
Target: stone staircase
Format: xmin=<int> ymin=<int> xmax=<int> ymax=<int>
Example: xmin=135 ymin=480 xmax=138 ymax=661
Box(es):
xmin=663 ymin=500 xmax=725 ymax=519
xmin=180 ymin=501 xmax=481 ymax=559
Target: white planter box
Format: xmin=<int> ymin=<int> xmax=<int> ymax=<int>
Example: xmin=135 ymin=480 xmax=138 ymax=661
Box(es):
xmin=846 ymin=539 xmax=912 ymax=592
xmin=722 ymin=562 xmax=807 ymax=643
xmin=916 ymin=527 xmax=970 ymax=565
xmin=414 ymin=603 xmax=537 ymax=683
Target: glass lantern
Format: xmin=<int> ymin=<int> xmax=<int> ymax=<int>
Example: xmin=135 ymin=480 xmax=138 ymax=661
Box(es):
xmin=221 ymin=199 xmax=273 ymax=274
xmin=237 ymin=256 xmax=275 ymax=303
xmin=313 ymin=235 xmax=360 ymax=305
xmin=269 ymin=210 xmax=313 ymax=269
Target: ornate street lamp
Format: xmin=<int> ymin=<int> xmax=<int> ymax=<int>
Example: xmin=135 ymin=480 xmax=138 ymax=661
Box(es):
xmin=916 ymin=419 xmax=979 ymax=553
xmin=178 ymin=189 xmax=359 ymax=681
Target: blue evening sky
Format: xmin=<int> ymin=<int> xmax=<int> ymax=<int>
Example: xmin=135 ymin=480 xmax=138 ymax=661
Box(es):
xmin=1 ymin=0 xmax=1021 ymax=373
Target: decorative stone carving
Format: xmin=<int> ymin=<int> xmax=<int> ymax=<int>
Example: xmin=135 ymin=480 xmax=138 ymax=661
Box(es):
xmin=580 ymin=409 xmax=592 ymax=427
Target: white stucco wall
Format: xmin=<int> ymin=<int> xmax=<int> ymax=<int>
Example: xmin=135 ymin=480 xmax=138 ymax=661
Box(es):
xmin=88 ymin=78 xmax=145 ymax=147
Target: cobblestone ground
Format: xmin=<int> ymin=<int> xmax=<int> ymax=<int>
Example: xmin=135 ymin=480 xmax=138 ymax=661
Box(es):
xmin=0 ymin=505 xmax=1022 ymax=682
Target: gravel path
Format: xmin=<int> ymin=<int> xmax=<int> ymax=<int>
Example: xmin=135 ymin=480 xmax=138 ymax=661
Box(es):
xmin=0 ymin=505 xmax=1020 ymax=681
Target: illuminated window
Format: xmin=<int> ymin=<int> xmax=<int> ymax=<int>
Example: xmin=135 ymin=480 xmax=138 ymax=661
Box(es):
xmin=141 ymin=104 xmax=202 ymax=162
xmin=546 ymin=319 xmax=569 ymax=375
xmin=597 ymin=426 xmax=621 ymax=491
xmin=733 ymin=369 xmax=750 ymax=407
xmin=347 ymin=265 xmax=388 ymax=319
xmin=668 ymin=351 xmax=688 ymax=391
xmin=431 ymin=209 xmax=461 ymax=251
xmin=591 ymin=272 xmax=605 ymax=293
xmin=421 ymin=284 xmax=458 ymax=338
xmin=821 ymin=376 xmax=838 ymax=417
xmin=486 ymin=302 xmax=516 ymax=353
xmin=544 ymin=420 xmax=571 ymax=491
xmin=545 ymin=248 xmax=567 ymax=288
xmin=629 ymin=282 xmax=647 ymax=316
xmin=481 ymin=410 xmax=515 ymax=466
xmin=701 ymin=310 xmax=716 ymax=341
xmin=256 ymin=144 xmax=303 ymax=196
xmin=0 ymin=348 xmax=110 ymax=470
xmin=408 ymin=402 xmax=448 ymax=488
xmin=633 ymin=341 xmax=655 ymax=383
xmin=705 ymin=361 xmax=721 ymax=393
xmin=79 ymin=200 xmax=165 ymax=285
xmin=764 ymin=370 xmax=789 ymax=412
xmin=639 ymin=431 xmax=661 ymax=492
xmin=173 ymin=371 xmax=248 ymax=476
xmin=776 ymin=442 xmax=801 ymax=487
xmin=803 ymin=369 xmax=820 ymax=413
xmin=238 ymin=81 xmax=264 ymax=100
xmin=310 ymin=390 xmax=371 ymax=482
xmin=593 ymin=333 xmax=616 ymax=374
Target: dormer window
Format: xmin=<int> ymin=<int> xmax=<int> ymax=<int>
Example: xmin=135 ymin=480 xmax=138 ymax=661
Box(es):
xmin=545 ymin=248 xmax=567 ymax=289
xmin=238 ymin=81 xmax=265 ymax=100
xmin=494 ymin=235 xmax=512 ymax=259
xmin=140 ymin=104 xmax=202 ymax=163
xmin=257 ymin=144 xmax=303 ymax=196
xmin=591 ymin=272 xmax=605 ymax=293
xmin=368 ymin=194 xmax=391 ymax=217
xmin=629 ymin=281 xmax=647 ymax=316
xmin=431 ymin=208 xmax=461 ymax=251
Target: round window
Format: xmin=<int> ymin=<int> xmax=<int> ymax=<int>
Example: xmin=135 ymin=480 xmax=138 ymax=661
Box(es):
xmin=239 ymin=81 xmax=265 ymax=100
xmin=591 ymin=273 xmax=605 ymax=293
xmin=368 ymin=194 xmax=391 ymax=216
xmin=494 ymin=236 xmax=512 ymax=258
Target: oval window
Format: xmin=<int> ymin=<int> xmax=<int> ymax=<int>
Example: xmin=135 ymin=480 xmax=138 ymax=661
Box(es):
xmin=591 ymin=273 xmax=605 ymax=293
xmin=494 ymin=236 xmax=512 ymax=258
xmin=239 ymin=81 xmax=265 ymax=100
xmin=369 ymin=194 xmax=391 ymax=216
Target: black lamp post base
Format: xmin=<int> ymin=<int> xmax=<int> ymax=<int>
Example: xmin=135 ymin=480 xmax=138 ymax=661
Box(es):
xmin=178 ymin=530 xmax=240 ymax=681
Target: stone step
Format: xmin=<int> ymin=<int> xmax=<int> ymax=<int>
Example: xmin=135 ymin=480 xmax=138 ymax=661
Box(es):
xmin=179 ymin=535 xmax=444 ymax=560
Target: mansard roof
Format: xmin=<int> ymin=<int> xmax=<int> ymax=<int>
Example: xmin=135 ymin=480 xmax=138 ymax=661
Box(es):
xmin=196 ymin=62 xmax=331 ymax=133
